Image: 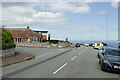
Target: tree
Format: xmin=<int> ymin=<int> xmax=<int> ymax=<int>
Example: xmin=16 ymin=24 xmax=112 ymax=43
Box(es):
xmin=1 ymin=28 xmax=16 ymax=50
xmin=65 ymin=38 xmax=68 ymax=42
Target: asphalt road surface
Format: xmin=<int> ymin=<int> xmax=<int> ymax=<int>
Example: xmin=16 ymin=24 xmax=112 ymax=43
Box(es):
xmin=2 ymin=46 xmax=120 ymax=78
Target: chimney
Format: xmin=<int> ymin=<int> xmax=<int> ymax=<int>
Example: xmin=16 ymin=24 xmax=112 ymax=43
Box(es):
xmin=27 ymin=26 xmax=29 ymax=29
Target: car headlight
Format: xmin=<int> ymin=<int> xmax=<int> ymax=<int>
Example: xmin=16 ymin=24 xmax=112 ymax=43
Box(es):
xmin=103 ymin=60 xmax=109 ymax=63
xmin=103 ymin=60 xmax=112 ymax=66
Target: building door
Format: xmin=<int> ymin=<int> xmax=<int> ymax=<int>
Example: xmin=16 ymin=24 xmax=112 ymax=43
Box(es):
xmin=15 ymin=38 xmax=21 ymax=42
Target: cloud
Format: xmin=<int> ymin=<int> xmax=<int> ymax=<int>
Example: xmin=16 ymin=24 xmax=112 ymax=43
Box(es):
xmin=1 ymin=0 xmax=39 ymax=2
xmin=98 ymin=11 xmax=105 ymax=15
xmin=111 ymin=0 xmax=119 ymax=8
xmin=2 ymin=2 xmax=91 ymax=26
xmin=2 ymin=3 xmax=68 ymax=26
xmin=111 ymin=2 xmax=118 ymax=8
xmin=39 ymin=2 xmax=91 ymax=14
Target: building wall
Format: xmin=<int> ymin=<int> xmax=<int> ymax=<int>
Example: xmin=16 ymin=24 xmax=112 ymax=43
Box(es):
xmin=42 ymin=34 xmax=50 ymax=40
xmin=13 ymin=38 xmax=28 ymax=42
xmin=22 ymin=38 xmax=28 ymax=42
xmin=42 ymin=35 xmax=47 ymax=40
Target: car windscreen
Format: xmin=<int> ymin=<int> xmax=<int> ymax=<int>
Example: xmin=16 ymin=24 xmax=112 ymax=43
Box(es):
xmin=105 ymin=49 xmax=120 ymax=56
xmin=97 ymin=44 xmax=100 ymax=46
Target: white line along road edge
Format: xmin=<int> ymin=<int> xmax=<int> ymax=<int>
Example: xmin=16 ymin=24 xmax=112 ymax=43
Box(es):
xmin=71 ymin=56 xmax=77 ymax=60
xmin=53 ymin=63 xmax=68 ymax=74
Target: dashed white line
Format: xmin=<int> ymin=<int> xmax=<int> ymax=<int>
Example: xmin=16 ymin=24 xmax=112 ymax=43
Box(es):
xmin=36 ymin=50 xmax=61 ymax=59
xmin=71 ymin=56 xmax=77 ymax=60
xmin=53 ymin=63 xmax=68 ymax=74
xmin=36 ymin=55 xmax=42 ymax=59
xmin=44 ymin=54 xmax=46 ymax=56
xmin=78 ymin=52 xmax=81 ymax=55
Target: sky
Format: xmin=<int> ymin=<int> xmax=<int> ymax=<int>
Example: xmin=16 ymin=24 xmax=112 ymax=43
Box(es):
xmin=0 ymin=1 xmax=119 ymax=41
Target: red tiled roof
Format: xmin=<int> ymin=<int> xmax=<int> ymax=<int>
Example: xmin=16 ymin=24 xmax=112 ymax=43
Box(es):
xmin=36 ymin=33 xmax=42 ymax=37
xmin=7 ymin=28 xmax=41 ymax=39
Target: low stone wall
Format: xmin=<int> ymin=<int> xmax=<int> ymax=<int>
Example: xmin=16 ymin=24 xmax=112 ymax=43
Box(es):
xmin=15 ymin=42 xmax=73 ymax=48
xmin=0 ymin=48 xmax=15 ymax=58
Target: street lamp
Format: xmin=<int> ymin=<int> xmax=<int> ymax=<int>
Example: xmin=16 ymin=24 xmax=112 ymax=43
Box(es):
xmin=99 ymin=14 xmax=108 ymax=46
xmin=81 ymin=32 xmax=82 ymax=44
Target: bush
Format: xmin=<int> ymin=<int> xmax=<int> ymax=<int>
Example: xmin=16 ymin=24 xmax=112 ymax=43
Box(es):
xmin=1 ymin=28 xmax=16 ymax=50
xmin=42 ymin=40 xmax=59 ymax=44
xmin=102 ymin=42 xmax=107 ymax=46
xmin=49 ymin=40 xmax=59 ymax=44
xmin=28 ymin=40 xmax=32 ymax=43
xmin=42 ymin=39 xmax=70 ymax=44
xmin=42 ymin=39 xmax=48 ymax=43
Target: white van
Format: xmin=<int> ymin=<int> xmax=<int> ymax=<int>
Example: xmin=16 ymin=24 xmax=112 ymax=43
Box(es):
xmin=94 ymin=42 xmax=103 ymax=49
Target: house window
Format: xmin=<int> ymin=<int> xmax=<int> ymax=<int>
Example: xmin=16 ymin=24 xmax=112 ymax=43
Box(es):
xmin=30 ymin=38 xmax=38 ymax=41
xmin=15 ymin=38 xmax=21 ymax=42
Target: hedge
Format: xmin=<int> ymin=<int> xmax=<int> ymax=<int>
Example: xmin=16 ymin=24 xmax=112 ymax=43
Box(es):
xmin=42 ymin=39 xmax=70 ymax=44
xmin=1 ymin=28 xmax=16 ymax=50
xmin=42 ymin=40 xmax=59 ymax=44
xmin=102 ymin=42 xmax=108 ymax=46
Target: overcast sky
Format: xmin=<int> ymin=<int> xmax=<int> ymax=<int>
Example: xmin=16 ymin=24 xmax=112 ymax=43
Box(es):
xmin=1 ymin=1 xmax=119 ymax=41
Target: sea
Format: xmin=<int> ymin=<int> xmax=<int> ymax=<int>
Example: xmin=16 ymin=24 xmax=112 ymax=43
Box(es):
xmin=70 ymin=40 xmax=119 ymax=47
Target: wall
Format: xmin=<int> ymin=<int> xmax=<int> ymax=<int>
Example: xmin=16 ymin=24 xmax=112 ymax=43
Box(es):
xmin=1 ymin=48 xmax=15 ymax=58
xmin=22 ymin=38 xmax=28 ymax=42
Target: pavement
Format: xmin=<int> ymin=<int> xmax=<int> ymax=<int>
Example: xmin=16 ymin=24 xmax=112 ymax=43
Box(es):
xmin=2 ymin=52 xmax=33 ymax=66
xmin=2 ymin=46 xmax=120 ymax=78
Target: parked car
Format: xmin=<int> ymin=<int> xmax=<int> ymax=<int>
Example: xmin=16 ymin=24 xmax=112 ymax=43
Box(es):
xmin=84 ymin=43 xmax=89 ymax=47
xmin=89 ymin=43 xmax=94 ymax=46
xmin=98 ymin=47 xmax=120 ymax=72
xmin=97 ymin=46 xmax=106 ymax=59
xmin=75 ymin=43 xmax=80 ymax=47
xmin=94 ymin=41 xmax=103 ymax=49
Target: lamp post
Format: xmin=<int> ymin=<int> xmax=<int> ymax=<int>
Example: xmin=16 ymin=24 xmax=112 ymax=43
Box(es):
xmin=106 ymin=14 xmax=108 ymax=45
xmin=81 ymin=32 xmax=82 ymax=44
xmin=100 ymin=14 xmax=108 ymax=46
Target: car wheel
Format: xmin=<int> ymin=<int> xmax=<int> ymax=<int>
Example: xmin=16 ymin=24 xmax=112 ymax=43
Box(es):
xmin=99 ymin=60 xmax=101 ymax=64
xmin=101 ymin=64 xmax=106 ymax=71
xmin=97 ymin=55 xmax=100 ymax=59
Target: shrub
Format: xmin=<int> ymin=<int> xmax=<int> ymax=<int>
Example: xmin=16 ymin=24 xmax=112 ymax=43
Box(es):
xmin=1 ymin=28 xmax=16 ymax=50
xmin=49 ymin=40 xmax=59 ymax=44
xmin=102 ymin=42 xmax=107 ymax=46
xmin=28 ymin=40 xmax=33 ymax=43
xmin=42 ymin=40 xmax=59 ymax=44
xmin=42 ymin=39 xmax=48 ymax=43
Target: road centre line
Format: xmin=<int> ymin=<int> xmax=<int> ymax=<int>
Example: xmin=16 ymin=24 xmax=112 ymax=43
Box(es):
xmin=71 ymin=56 xmax=77 ymax=60
xmin=78 ymin=52 xmax=81 ymax=55
xmin=53 ymin=63 xmax=68 ymax=74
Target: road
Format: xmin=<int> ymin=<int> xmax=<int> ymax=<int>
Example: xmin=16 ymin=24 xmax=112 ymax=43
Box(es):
xmin=2 ymin=46 xmax=120 ymax=78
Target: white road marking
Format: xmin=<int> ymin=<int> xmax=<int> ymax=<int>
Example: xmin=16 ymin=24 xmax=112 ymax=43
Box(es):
xmin=36 ymin=50 xmax=61 ymax=59
xmin=78 ymin=52 xmax=81 ymax=55
xmin=36 ymin=55 xmax=42 ymax=58
xmin=53 ymin=63 xmax=68 ymax=74
xmin=59 ymin=49 xmax=65 ymax=50
xmin=44 ymin=54 xmax=46 ymax=56
xmin=71 ymin=56 xmax=77 ymax=60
